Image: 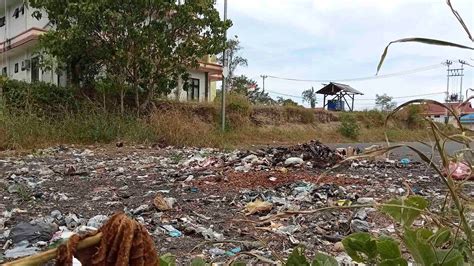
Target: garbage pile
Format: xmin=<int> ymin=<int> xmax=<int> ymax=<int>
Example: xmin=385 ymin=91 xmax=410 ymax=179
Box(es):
xmin=1 ymin=141 xmax=472 ymax=264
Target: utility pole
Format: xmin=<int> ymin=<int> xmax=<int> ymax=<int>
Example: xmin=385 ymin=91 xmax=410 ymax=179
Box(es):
xmin=459 ymin=60 xmax=466 ymax=101
xmin=220 ymin=0 xmax=228 ymax=132
xmin=260 ymin=75 xmax=268 ymax=92
xmin=445 ymin=60 xmax=452 ymax=102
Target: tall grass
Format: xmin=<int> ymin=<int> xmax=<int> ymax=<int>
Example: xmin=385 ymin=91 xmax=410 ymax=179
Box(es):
xmin=0 ymin=100 xmax=442 ymax=150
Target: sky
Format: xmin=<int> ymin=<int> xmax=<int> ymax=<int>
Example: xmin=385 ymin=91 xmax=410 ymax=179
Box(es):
xmin=215 ymin=0 xmax=474 ymax=109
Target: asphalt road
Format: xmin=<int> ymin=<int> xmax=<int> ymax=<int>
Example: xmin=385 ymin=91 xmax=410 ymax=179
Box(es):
xmin=328 ymin=141 xmax=473 ymax=162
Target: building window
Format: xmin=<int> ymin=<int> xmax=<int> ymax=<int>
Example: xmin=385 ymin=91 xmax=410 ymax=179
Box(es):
xmin=14 ymin=63 xmax=18 ymax=73
xmin=31 ymin=57 xmax=40 ymax=82
xmin=12 ymin=5 xmax=24 ymax=19
xmin=2 ymin=67 xmax=7 ymax=76
xmin=187 ymin=78 xmax=200 ymax=101
xmin=434 ymin=115 xmax=440 ymax=118
xmin=13 ymin=8 xmax=19 ymax=19
xmin=0 ymin=17 xmax=5 ymax=27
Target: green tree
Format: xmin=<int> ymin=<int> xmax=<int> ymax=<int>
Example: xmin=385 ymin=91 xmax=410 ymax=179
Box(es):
xmin=302 ymin=87 xmax=317 ymax=108
xmin=228 ymin=75 xmax=275 ymax=105
xmin=30 ymin=0 xmax=230 ymax=113
xmin=375 ymin=93 xmax=396 ymax=112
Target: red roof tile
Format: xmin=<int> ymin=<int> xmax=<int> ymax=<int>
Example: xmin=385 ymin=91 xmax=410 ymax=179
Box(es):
xmin=423 ymin=102 xmax=474 ymax=116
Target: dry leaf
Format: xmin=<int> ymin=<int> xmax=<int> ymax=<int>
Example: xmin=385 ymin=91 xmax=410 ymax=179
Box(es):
xmin=245 ymin=199 xmax=273 ymax=216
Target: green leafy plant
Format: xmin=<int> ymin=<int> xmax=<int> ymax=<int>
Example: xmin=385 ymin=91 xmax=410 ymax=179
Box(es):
xmin=285 ymin=246 xmax=338 ymax=266
xmin=339 ymin=113 xmax=360 ymax=139
xmin=342 ymin=233 xmax=406 ymax=265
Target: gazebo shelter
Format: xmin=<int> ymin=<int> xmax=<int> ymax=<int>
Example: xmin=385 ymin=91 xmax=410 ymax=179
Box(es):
xmin=316 ymin=82 xmax=363 ymax=111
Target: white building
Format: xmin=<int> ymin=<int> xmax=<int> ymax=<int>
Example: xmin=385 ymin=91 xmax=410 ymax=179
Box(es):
xmin=0 ymin=0 xmax=222 ymax=102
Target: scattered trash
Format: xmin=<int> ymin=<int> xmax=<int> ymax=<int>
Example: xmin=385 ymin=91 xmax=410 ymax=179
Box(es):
xmin=153 ymin=194 xmax=176 ymax=211
xmin=162 ymin=225 xmax=182 ymax=238
xmin=0 ymin=141 xmax=464 ymax=264
xmin=225 ymin=247 xmax=242 ymax=256
xmin=446 ymin=161 xmax=473 ymax=180
xmin=9 ymin=222 xmax=57 ymax=244
xmin=400 ymin=158 xmax=410 ymax=167
xmin=4 ymin=241 xmax=39 ymax=259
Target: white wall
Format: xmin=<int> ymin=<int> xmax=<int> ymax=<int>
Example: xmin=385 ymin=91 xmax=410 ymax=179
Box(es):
xmin=0 ymin=2 xmax=48 ymax=41
xmin=170 ymin=71 xmax=209 ymax=102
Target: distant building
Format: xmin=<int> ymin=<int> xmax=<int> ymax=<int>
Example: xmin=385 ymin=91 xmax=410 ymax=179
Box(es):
xmin=0 ymin=0 xmax=222 ymax=102
xmin=460 ymin=113 xmax=474 ymax=130
xmin=423 ymin=101 xmax=474 ymax=124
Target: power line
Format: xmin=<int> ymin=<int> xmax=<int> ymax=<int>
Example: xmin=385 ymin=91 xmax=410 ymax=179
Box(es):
xmin=265 ymin=64 xmax=442 ymax=83
xmin=267 ymin=90 xmax=446 ymax=101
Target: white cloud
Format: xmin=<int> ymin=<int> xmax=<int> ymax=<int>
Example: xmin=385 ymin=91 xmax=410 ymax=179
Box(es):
xmin=215 ymin=0 xmax=474 ymax=108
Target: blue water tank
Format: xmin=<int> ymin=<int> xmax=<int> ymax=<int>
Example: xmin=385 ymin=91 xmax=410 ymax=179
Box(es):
xmin=328 ymin=100 xmax=344 ymax=111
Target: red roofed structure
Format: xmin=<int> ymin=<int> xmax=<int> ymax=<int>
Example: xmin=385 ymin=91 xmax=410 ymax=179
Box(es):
xmin=423 ymin=101 xmax=474 ymax=124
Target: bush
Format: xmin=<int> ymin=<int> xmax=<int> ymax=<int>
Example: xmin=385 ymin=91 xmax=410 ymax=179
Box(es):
xmin=1 ymin=79 xmax=77 ymax=113
xmin=339 ymin=112 xmax=360 ymax=139
xmin=215 ymin=93 xmax=252 ymax=129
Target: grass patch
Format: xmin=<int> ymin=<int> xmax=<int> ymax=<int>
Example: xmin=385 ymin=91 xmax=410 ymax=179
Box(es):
xmin=0 ymin=100 xmax=457 ymax=150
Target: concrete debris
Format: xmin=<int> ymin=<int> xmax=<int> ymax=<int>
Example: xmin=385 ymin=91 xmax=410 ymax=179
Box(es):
xmin=0 ymin=140 xmax=470 ymax=264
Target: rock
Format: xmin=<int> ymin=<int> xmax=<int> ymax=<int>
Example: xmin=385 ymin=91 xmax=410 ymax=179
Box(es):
xmin=199 ymin=227 xmax=224 ymax=241
xmin=9 ymin=222 xmax=57 ymax=244
xmin=87 ymin=215 xmax=109 ymax=229
xmin=351 ymin=219 xmax=369 ymax=232
xmin=7 ymin=184 xmax=19 ymax=194
xmin=356 ymin=197 xmax=375 ymax=205
xmin=234 ymin=164 xmax=251 ymax=172
xmin=334 ymin=241 xmax=344 ymax=252
xmin=242 ymin=154 xmax=259 ymax=164
xmin=51 ymin=210 xmax=63 ymax=221
xmin=284 ymin=157 xmax=304 ymax=166
xmin=354 ymin=208 xmax=368 ymax=220
xmin=268 ymin=176 xmax=277 ymax=182
xmin=65 ymin=213 xmax=81 ymax=230
xmin=4 ymin=241 xmax=39 ymax=259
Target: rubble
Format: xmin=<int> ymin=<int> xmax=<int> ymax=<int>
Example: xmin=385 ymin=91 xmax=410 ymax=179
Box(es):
xmin=0 ymin=141 xmax=470 ymax=264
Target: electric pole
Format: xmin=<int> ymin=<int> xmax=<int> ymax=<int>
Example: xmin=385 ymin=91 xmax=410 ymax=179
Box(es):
xmin=444 ymin=60 xmax=452 ymax=102
xmin=459 ymin=60 xmax=466 ymax=101
xmin=220 ymin=0 xmax=228 ymax=132
xmin=260 ymin=75 xmax=268 ymax=92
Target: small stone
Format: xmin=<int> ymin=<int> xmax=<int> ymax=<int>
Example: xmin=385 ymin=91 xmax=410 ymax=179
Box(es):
xmin=65 ymin=213 xmax=81 ymax=230
xmin=354 ymin=208 xmax=368 ymax=220
xmin=87 ymin=215 xmax=109 ymax=229
xmin=334 ymin=241 xmax=344 ymax=252
xmin=51 ymin=210 xmax=63 ymax=221
xmin=268 ymin=177 xmax=277 ymax=182
xmin=351 ymin=219 xmax=369 ymax=232
xmin=8 ymin=185 xmax=19 ymax=194
xmin=284 ymin=157 xmax=304 ymax=166
xmin=234 ymin=164 xmax=251 ymax=172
